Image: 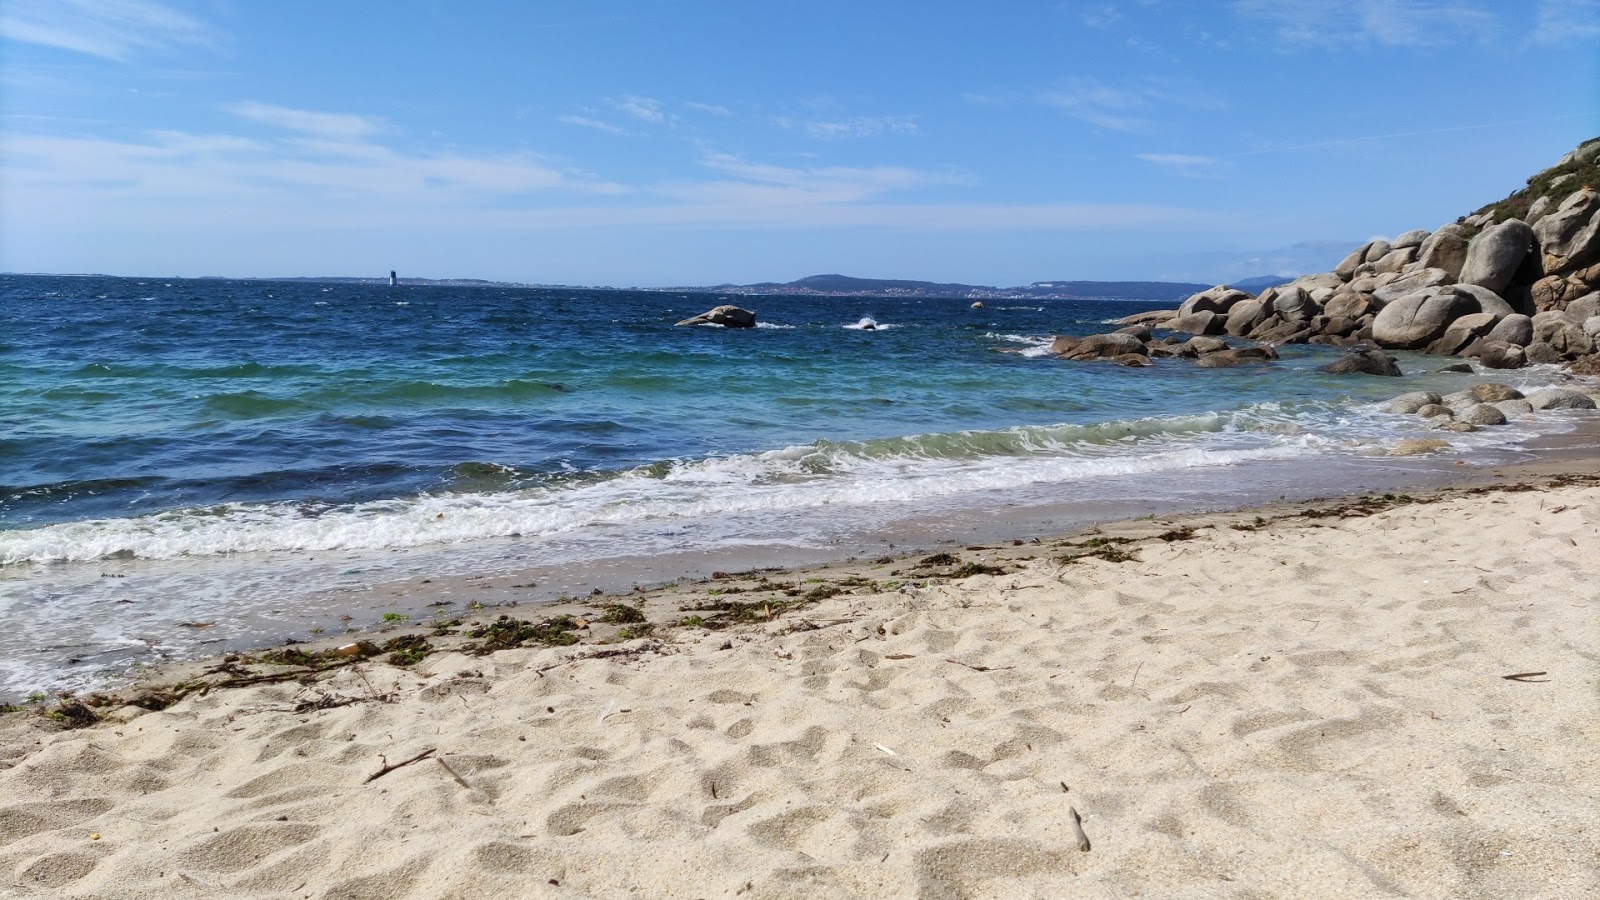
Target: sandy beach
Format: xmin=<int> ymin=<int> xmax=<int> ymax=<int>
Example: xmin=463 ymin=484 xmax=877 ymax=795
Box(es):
xmin=1 ymin=469 xmax=1596 ymax=899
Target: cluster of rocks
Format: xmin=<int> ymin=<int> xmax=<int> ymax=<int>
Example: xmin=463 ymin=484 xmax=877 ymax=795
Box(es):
xmin=1383 ymin=382 xmax=1598 ymax=434
xmin=1075 ymin=139 xmax=1600 ymax=374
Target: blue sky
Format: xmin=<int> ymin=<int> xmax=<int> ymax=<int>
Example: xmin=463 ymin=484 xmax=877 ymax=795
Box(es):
xmin=2 ymin=1 xmax=1597 ymax=286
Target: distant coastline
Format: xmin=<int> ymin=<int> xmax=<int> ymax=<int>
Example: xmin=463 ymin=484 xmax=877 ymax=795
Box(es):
xmin=7 ymin=271 xmax=1295 ymax=303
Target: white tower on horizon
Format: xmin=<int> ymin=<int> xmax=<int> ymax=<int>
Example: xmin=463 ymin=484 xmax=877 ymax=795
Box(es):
xmin=389 ymin=270 xmax=398 ymax=286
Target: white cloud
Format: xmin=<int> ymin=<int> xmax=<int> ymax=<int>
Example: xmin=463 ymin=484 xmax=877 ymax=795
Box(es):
xmin=684 ymin=101 xmax=733 ymax=116
xmin=226 ymin=102 xmax=383 ymax=140
xmin=0 ymin=0 xmax=216 ymax=61
xmin=1137 ymin=153 xmax=1222 ymax=175
xmin=559 ymin=114 xmax=628 ymax=135
xmin=1234 ymin=0 xmax=1497 ymax=47
xmin=1040 ymin=81 xmax=1156 ymax=132
xmin=802 ymin=116 xmax=920 ymax=140
xmin=1530 ymin=0 xmax=1600 ymax=43
xmin=614 ymin=95 xmax=667 ymax=124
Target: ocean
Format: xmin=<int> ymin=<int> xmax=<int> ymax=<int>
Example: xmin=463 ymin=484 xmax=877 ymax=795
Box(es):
xmin=0 ymin=274 xmax=1589 ymax=698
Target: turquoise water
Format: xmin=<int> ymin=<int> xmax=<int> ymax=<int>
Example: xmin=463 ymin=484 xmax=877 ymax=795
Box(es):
xmin=0 ymin=274 xmax=1579 ymax=696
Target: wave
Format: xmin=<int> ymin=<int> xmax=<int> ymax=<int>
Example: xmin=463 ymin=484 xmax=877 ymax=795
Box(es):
xmin=844 ymin=317 xmax=897 ymax=330
xmin=0 ymin=407 xmax=1355 ymax=565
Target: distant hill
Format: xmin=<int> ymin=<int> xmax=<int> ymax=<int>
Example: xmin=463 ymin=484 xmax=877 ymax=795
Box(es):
xmin=1229 ymin=275 xmax=1294 ymax=292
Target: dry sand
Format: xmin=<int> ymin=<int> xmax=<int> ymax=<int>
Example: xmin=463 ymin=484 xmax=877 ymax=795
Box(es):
xmin=2 ymin=478 xmax=1597 ymax=899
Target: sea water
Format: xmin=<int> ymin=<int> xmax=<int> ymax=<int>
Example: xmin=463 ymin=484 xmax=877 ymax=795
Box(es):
xmin=0 ymin=274 xmax=1589 ymax=697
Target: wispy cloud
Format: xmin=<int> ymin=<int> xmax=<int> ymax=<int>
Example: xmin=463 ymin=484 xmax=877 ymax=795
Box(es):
xmin=0 ymin=0 xmax=216 ymax=61
xmin=1137 ymin=152 xmax=1222 ymax=175
xmin=684 ymin=101 xmax=733 ymax=116
xmin=1040 ymin=80 xmax=1161 ymax=132
xmin=1530 ymin=0 xmax=1600 ymax=44
xmin=1234 ymin=0 xmax=1497 ymax=47
xmin=801 ymin=116 xmax=920 ymax=140
xmin=226 ymin=102 xmax=382 ymax=140
xmin=558 ymin=114 xmax=628 ymax=135
xmin=614 ymin=95 xmax=668 ymax=124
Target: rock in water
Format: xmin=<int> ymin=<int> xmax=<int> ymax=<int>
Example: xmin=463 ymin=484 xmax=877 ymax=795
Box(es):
xmin=1322 ymin=349 xmax=1402 ymax=376
xmin=675 ymin=305 xmax=757 ymax=328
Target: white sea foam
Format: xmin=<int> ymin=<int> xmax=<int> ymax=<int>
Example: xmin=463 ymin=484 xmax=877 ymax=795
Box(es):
xmin=755 ymin=322 xmax=797 ymax=329
xmin=844 ymin=317 xmax=897 ymax=330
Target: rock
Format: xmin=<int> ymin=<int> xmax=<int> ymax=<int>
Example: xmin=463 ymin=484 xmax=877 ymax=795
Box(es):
xmin=1334 ymin=244 xmax=1369 ymax=280
xmin=1485 ymin=313 xmax=1533 ymax=346
xmin=1392 ymin=229 xmax=1431 ymax=250
xmin=1426 ymin=312 xmax=1499 ymax=356
xmin=1363 ymin=239 xmax=1393 ymax=264
xmin=1524 ymin=341 xmax=1562 ymax=365
xmin=1051 ymin=332 xmax=1149 ymax=360
xmin=1439 ymin=390 xmax=1477 ymax=410
xmin=1186 ymin=336 xmax=1230 ymax=354
xmin=1564 ymin=355 xmax=1600 ymax=375
xmin=1322 ymin=349 xmax=1401 ymax=376
xmin=1531 ymin=311 xmax=1593 ymax=356
xmin=1224 ymin=299 xmax=1267 ymax=336
xmin=1168 ymin=311 xmax=1226 ymax=335
xmin=1271 ymin=285 xmax=1317 ymax=323
xmin=1177 ymin=287 xmax=1251 ymax=318
xmin=1385 ymin=391 xmax=1443 ymax=414
xmin=1469 ymin=383 xmax=1523 ymax=402
xmin=1459 ymin=404 xmax=1507 ymax=426
xmin=1289 ymin=272 xmax=1345 ymax=293
xmin=1373 ymin=268 xmax=1453 ymax=305
xmin=970 ymin=301 xmax=984 ymax=309
xmin=1389 ymin=438 xmax=1450 ymax=456
xmin=1371 ymin=287 xmax=1477 ymax=349
xmin=1476 ymin=341 xmax=1526 ymax=369
xmin=1113 ymin=353 xmax=1152 ymax=367
xmin=675 ymin=304 xmax=757 ymax=328
xmin=1568 ymin=293 xmax=1600 ymax=322
xmin=1114 ymin=324 xmax=1154 ymax=341
xmin=1111 ymin=309 xmax=1178 ymax=326
xmin=1585 ymin=316 xmax=1600 ymax=339
xmin=1432 ymin=421 xmax=1479 ymax=433
xmin=1253 ymin=321 xmax=1313 ymax=344
xmin=1323 ymin=292 xmax=1375 ymax=320
xmin=1530 ymin=275 xmax=1587 ymax=312
xmin=1460 ymin=219 xmax=1533 ymax=295
xmin=1533 ymin=190 xmax=1600 ymax=275
xmin=1527 ymin=387 xmax=1597 ymax=410
xmin=1374 ymin=246 xmax=1419 ymax=274
xmin=1449 ymin=283 xmax=1520 ymax=318
xmin=1492 ymin=399 xmax=1534 ymax=417
xmin=1436 ymin=362 xmax=1474 ymax=373
xmin=1194 ymin=347 xmax=1278 ymax=368
xmin=1416 ymin=225 xmax=1470 ymax=279
xmin=1526 ymin=195 xmax=1553 ymax=226
xmin=1322 ymin=316 xmax=1361 ymax=337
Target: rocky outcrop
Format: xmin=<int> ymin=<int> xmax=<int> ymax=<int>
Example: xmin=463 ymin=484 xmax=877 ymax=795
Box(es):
xmin=1322 ymin=349 xmax=1401 ymax=376
xmin=675 ymin=305 xmax=757 ymax=328
xmin=1108 ymin=138 xmax=1600 ymax=374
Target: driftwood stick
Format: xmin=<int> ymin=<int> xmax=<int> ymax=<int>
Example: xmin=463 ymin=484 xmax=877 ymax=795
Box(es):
xmin=1068 ymin=805 xmax=1091 ymax=852
xmin=365 ymin=747 xmax=436 ymax=783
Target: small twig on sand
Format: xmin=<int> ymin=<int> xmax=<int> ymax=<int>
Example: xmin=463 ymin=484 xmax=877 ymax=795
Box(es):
xmin=1502 ymin=671 xmax=1550 ymax=682
xmin=435 ymin=756 xmax=478 ymax=793
xmin=365 ymin=747 xmax=436 ymax=783
xmin=1130 ymin=662 xmax=1144 ymax=689
xmin=944 ymin=659 xmax=1015 ymax=673
xmin=1068 ymin=805 xmax=1091 ymax=851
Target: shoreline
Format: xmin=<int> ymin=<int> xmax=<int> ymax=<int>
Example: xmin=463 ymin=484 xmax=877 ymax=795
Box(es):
xmin=3 ymin=451 xmax=1598 ymax=896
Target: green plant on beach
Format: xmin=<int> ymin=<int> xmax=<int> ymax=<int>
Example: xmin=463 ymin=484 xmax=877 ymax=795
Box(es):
xmin=599 ymin=603 xmax=646 ymax=625
xmin=617 ymin=623 xmax=655 ymax=640
xmin=381 ymin=612 xmax=410 ymax=623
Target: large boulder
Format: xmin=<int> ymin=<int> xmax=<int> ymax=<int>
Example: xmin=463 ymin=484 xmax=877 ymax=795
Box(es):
xmin=1385 ymin=391 xmax=1442 ymax=413
xmin=675 ymin=304 xmax=757 ymax=328
xmin=1335 ymin=243 xmax=1372 ymax=280
xmin=1459 ymin=219 xmax=1533 ymax=295
xmin=1531 ymin=311 xmax=1593 ymax=356
xmin=1272 ymin=285 xmax=1317 ymax=323
xmin=1527 ymin=387 xmax=1598 ymax=410
xmin=1533 ymin=190 xmax=1600 ymax=276
xmin=1194 ymin=346 xmax=1278 ymax=368
xmin=1373 ymin=268 xmax=1453 ymax=304
xmin=1374 ymin=246 xmax=1419 ymax=274
xmin=1323 ymin=292 xmax=1376 ymax=320
xmin=1459 ymin=404 xmax=1508 ymax=427
xmin=1524 ymin=341 xmax=1563 ymax=364
xmin=1168 ymin=311 xmax=1226 ymax=335
xmin=1449 ymin=283 xmax=1521 ymax=318
xmin=1392 ymin=229 xmax=1431 ymax=250
xmin=1371 ymin=287 xmax=1478 ymax=349
xmin=1224 ymin=299 xmax=1268 ymax=336
xmin=1484 ymin=313 xmax=1533 ymax=346
xmin=1476 ymin=340 xmax=1526 ymax=369
xmin=1469 ymin=383 xmax=1523 ymax=402
xmin=1051 ymin=332 xmax=1149 ymax=360
xmin=1289 ymin=272 xmax=1344 ymax=293
xmin=1569 ymin=293 xmax=1600 ymax=322
xmin=1177 ymin=287 xmax=1251 ymax=318
xmin=1426 ymin=312 xmax=1499 ymax=356
xmin=1322 ymin=349 xmax=1401 ymax=376
xmin=1416 ymin=224 xmax=1470 ymax=279
xmin=1112 ymin=309 xmax=1178 ymax=326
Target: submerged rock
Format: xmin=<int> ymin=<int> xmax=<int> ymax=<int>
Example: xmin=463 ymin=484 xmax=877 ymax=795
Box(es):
xmin=1322 ymin=349 xmax=1401 ymax=376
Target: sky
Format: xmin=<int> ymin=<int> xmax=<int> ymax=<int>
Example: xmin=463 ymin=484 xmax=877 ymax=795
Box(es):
xmin=2 ymin=1 xmax=1598 ymax=287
